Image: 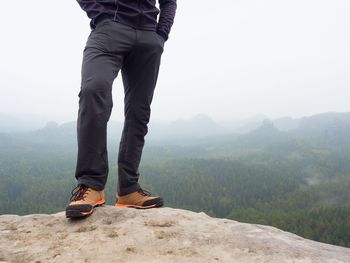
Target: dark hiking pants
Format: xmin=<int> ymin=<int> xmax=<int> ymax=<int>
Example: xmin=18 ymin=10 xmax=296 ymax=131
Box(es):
xmin=74 ymin=18 xmax=164 ymax=196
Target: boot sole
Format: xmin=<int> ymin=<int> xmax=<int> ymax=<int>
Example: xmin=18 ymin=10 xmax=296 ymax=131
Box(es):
xmin=115 ymin=199 xmax=164 ymax=209
xmin=65 ymin=199 xmax=106 ymax=218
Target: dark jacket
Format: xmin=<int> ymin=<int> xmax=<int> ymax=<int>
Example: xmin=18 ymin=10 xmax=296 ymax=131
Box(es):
xmin=76 ymin=0 xmax=177 ymax=41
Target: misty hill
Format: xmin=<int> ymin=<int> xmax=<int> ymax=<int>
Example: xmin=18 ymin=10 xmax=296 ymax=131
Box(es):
xmin=273 ymin=111 xmax=350 ymax=132
xmin=1 ymin=206 xmax=350 ymax=263
xmin=272 ymin=116 xmax=301 ymax=131
xmin=152 ymin=113 xmax=227 ymax=141
xmin=0 ymin=113 xmax=50 ymax=133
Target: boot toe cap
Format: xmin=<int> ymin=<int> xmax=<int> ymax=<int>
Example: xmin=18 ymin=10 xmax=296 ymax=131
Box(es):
xmin=142 ymin=197 xmax=164 ymax=207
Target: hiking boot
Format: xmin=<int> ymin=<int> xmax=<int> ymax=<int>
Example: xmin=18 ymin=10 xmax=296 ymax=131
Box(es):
xmin=115 ymin=188 xmax=164 ymax=209
xmin=65 ymin=185 xmax=105 ymax=218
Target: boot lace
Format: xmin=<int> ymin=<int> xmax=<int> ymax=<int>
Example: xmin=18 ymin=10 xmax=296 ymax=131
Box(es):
xmin=70 ymin=185 xmax=91 ymax=202
xmin=137 ymin=188 xmax=152 ymax=196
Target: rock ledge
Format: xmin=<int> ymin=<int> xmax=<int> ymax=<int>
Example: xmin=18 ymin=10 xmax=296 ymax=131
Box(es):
xmin=1 ymin=205 xmax=349 ymax=263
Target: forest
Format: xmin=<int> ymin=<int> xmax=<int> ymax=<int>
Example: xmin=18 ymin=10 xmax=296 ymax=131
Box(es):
xmin=1 ymin=112 xmax=350 ymax=248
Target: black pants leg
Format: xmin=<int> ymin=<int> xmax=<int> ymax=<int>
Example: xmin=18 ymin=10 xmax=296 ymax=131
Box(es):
xmin=74 ymin=19 xmax=164 ymax=193
xmin=117 ymin=29 xmax=164 ymax=196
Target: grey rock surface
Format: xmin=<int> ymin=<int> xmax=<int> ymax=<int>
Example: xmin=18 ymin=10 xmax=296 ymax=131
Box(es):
xmin=0 ymin=205 xmax=349 ymax=263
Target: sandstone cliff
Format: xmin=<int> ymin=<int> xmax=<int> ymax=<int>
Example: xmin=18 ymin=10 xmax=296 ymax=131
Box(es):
xmin=1 ymin=205 xmax=349 ymax=263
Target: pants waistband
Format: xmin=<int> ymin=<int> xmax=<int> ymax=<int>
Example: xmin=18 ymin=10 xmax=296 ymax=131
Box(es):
xmin=94 ymin=14 xmax=112 ymax=26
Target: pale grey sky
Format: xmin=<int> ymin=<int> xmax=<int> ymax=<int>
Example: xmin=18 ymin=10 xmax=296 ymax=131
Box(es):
xmin=0 ymin=0 xmax=349 ymax=124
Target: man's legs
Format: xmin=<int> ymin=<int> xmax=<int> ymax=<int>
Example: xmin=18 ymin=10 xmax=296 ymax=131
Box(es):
xmin=67 ymin=17 xmax=165 ymax=215
xmin=117 ymin=29 xmax=164 ymax=196
xmin=67 ymin=19 xmax=136 ymax=218
xmin=75 ymin=20 xmax=131 ymax=191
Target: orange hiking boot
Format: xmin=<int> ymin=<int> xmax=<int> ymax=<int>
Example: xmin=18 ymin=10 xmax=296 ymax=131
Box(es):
xmin=65 ymin=185 xmax=105 ymax=218
xmin=115 ymin=188 xmax=164 ymax=209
